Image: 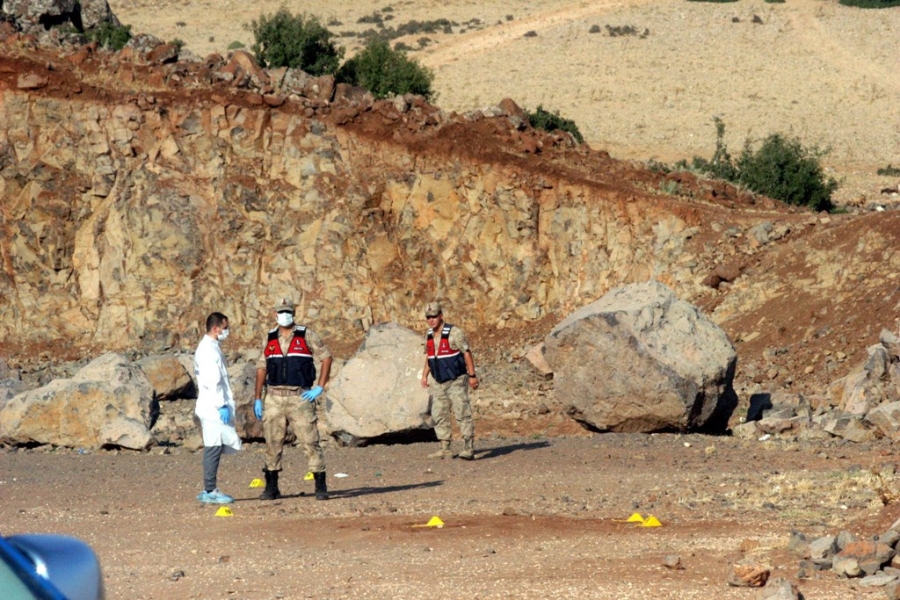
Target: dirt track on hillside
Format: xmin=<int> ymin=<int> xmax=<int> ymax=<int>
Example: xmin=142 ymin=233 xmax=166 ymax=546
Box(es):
xmin=3 ymin=434 xmax=900 ymax=598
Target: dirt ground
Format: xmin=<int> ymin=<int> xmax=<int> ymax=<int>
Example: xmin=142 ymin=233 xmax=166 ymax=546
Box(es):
xmin=3 ymin=433 xmax=900 ymax=599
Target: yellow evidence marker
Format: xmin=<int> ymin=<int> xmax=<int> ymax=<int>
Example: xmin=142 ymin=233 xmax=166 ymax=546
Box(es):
xmin=215 ymin=507 xmax=234 ymax=517
xmin=412 ymin=516 xmax=445 ymax=528
xmin=249 ymin=478 xmax=264 ymax=488
xmin=625 ymin=513 xmax=645 ymax=524
xmin=304 ymin=471 xmax=314 ymax=481
xmin=641 ymin=515 xmax=662 ymax=527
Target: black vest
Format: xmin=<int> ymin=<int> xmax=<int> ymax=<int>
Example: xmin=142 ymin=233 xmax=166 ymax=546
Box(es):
xmin=264 ymin=326 xmax=316 ymax=388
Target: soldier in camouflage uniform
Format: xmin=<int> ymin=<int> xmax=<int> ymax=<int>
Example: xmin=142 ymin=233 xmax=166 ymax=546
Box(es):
xmin=253 ymin=297 xmax=333 ymax=500
xmin=421 ymin=301 xmax=479 ymax=460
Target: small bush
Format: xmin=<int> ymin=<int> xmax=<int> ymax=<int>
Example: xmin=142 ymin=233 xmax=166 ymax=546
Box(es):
xmin=764 ymin=0 xmax=786 ymax=3
xmin=169 ymin=38 xmax=185 ymax=51
xmin=246 ymin=9 xmax=343 ymax=74
xmin=336 ymin=37 xmax=435 ymax=100
xmin=526 ymin=105 xmax=585 ymax=144
xmin=589 ymin=24 xmax=601 ymax=33
xmin=736 ymin=134 xmax=837 ymax=211
xmin=606 ymin=24 xmax=638 ymax=37
xmin=227 ymin=40 xmax=245 ymax=50
xmin=357 ymin=12 xmax=384 ymax=25
xmin=524 ymin=30 xmax=538 ymax=37
xmin=877 ymin=165 xmax=900 ymax=176
xmin=85 ymin=22 xmax=132 ymax=50
xmin=686 ymin=0 xmax=738 ymax=2
xmin=839 ymin=0 xmax=900 ymax=7
xmin=664 ymin=119 xmax=837 ymax=211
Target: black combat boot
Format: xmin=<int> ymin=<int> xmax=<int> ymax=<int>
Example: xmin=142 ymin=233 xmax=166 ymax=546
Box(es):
xmin=259 ymin=468 xmax=280 ymax=500
xmin=313 ymin=471 xmax=329 ymax=501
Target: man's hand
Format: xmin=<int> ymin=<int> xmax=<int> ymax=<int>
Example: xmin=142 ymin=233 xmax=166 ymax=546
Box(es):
xmin=301 ymin=386 xmax=323 ymax=402
xmin=254 ymin=399 xmax=263 ymax=421
xmin=218 ymin=406 xmax=231 ymax=425
xmin=421 ymin=376 xmax=429 ymax=389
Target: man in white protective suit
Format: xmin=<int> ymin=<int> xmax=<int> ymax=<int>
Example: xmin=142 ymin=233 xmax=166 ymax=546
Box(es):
xmin=193 ymin=311 xmax=242 ymax=504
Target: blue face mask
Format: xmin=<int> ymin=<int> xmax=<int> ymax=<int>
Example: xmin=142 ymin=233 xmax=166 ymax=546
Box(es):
xmin=276 ymin=312 xmax=294 ymax=327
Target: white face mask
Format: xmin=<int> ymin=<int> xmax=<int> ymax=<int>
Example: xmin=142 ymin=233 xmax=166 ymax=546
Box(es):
xmin=217 ymin=328 xmax=230 ymax=341
xmin=276 ymin=312 xmax=294 ymax=327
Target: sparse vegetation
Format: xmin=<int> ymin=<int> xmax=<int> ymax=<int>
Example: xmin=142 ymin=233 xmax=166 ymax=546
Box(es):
xmin=227 ymin=40 xmax=245 ymax=50
xmin=524 ymin=30 xmax=538 ymax=37
xmin=336 ymin=37 xmax=435 ymax=100
xmin=764 ymin=0 xmax=786 ymax=3
xmin=659 ymin=180 xmax=681 ymax=195
xmin=665 ymin=118 xmax=837 ymax=211
xmin=169 ymin=38 xmax=185 ymax=51
xmin=686 ymin=0 xmax=738 ymax=3
xmin=85 ymin=22 xmax=132 ymax=51
xmin=526 ymin=105 xmax=585 ymax=144
xmin=839 ymin=0 xmax=900 ymax=7
xmin=589 ymin=24 xmax=601 ymax=33
xmin=246 ymin=8 xmax=343 ymax=74
xmin=605 ymin=24 xmax=650 ymax=38
xmin=878 ymin=165 xmax=900 ymax=176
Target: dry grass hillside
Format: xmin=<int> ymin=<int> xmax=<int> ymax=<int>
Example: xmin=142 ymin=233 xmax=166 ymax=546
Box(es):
xmin=109 ymin=0 xmax=900 ymax=206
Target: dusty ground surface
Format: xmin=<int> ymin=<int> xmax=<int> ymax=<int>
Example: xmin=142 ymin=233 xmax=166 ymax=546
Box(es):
xmin=108 ymin=0 xmax=900 ymax=206
xmin=4 ymin=434 xmax=900 ymax=599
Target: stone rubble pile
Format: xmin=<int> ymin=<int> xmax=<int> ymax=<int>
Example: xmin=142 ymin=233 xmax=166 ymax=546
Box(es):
xmin=733 ymin=329 xmax=900 ymax=444
xmin=789 ymin=523 xmax=900 ymax=599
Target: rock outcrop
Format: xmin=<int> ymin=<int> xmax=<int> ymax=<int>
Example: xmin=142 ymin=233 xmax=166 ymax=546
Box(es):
xmin=544 ymin=281 xmax=737 ymax=433
xmin=0 ymin=39 xmax=791 ymax=366
xmin=326 ymin=323 xmax=430 ymax=445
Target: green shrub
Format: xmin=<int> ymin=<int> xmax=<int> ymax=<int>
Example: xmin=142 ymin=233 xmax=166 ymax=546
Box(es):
xmin=839 ymin=0 xmax=900 ymax=7
xmin=877 ymin=165 xmax=900 ymax=176
xmin=764 ymin=0 xmax=786 ymax=3
xmin=736 ymin=135 xmax=837 ymax=211
xmin=85 ymin=22 xmax=132 ymax=50
xmin=227 ymin=40 xmax=245 ymax=50
xmin=526 ymin=105 xmax=585 ymax=144
xmin=336 ymin=37 xmax=435 ymax=100
xmin=246 ymin=8 xmax=343 ymax=74
xmin=666 ymin=119 xmax=836 ymax=211
xmin=686 ymin=0 xmax=738 ymax=2
xmin=169 ymin=38 xmax=185 ymax=51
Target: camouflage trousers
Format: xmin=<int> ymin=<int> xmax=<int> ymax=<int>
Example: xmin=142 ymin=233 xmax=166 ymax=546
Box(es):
xmin=429 ymin=374 xmax=474 ymax=442
xmin=262 ymin=390 xmax=325 ymax=473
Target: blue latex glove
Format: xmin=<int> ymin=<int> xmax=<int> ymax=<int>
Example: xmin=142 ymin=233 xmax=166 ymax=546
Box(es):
xmin=301 ymin=386 xmax=323 ymax=402
xmin=218 ymin=405 xmax=231 ymax=425
xmin=254 ymin=399 xmax=263 ymax=421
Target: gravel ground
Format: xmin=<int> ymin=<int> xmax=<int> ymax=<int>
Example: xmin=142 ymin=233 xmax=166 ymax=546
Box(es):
xmin=3 ymin=433 xmax=898 ymax=598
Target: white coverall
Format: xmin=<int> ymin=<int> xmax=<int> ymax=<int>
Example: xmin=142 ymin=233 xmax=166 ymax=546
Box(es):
xmin=193 ymin=335 xmax=242 ymax=453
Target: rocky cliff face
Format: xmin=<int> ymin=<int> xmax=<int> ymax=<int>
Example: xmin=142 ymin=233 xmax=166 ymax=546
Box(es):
xmin=0 ymin=38 xmax=830 ymax=392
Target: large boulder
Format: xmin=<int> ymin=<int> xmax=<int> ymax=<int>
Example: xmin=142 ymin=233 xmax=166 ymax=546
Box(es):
xmin=136 ymin=354 xmax=194 ymax=400
xmin=78 ymin=0 xmax=120 ymax=30
xmin=544 ymin=280 xmax=737 ymax=433
xmin=0 ymin=353 xmax=155 ymax=449
xmin=3 ymin=0 xmax=76 ymax=32
xmin=228 ymin=360 xmax=264 ymax=440
xmin=325 ymin=323 xmax=431 ymax=445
